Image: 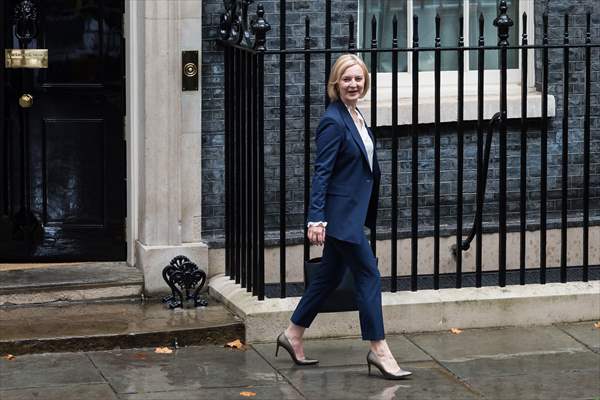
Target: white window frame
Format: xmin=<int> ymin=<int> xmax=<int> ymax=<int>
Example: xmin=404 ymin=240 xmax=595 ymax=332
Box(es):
xmin=357 ymin=0 xmax=536 ymax=92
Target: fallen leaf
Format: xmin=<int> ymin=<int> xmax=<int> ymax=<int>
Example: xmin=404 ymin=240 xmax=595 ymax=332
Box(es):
xmin=154 ymin=347 xmax=173 ymax=354
xmin=3 ymin=354 xmax=15 ymax=361
xmin=240 ymin=392 xmax=256 ymax=397
xmin=225 ymin=339 xmax=245 ymax=349
xmin=450 ymin=328 xmax=463 ymax=335
xmin=594 ymin=321 xmax=600 ymax=329
xmin=133 ymin=353 xmax=147 ymax=360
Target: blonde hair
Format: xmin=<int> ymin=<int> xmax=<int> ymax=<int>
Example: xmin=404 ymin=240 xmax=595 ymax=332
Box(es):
xmin=327 ymin=54 xmax=370 ymax=102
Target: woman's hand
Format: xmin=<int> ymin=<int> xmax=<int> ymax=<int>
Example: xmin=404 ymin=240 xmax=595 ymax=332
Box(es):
xmin=307 ymin=225 xmax=326 ymax=246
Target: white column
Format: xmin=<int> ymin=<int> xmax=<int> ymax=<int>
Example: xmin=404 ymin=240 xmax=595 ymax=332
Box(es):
xmin=180 ymin=0 xmax=203 ymax=243
xmin=132 ymin=0 xmax=206 ymax=295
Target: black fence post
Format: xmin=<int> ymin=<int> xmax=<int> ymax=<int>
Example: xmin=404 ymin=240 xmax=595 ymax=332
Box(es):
xmin=252 ymin=4 xmax=270 ymax=300
xmin=540 ymin=12 xmax=549 ymax=284
xmin=519 ymin=12 xmax=528 ymax=285
xmin=456 ymin=14 xmax=465 ymax=289
xmin=411 ymin=14 xmax=419 ymax=292
xmin=391 ymin=14 xmax=399 ymax=292
xmin=561 ymin=14 xmax=570 ymax=283
xmin=433 ymin=13 xmax=441 ymax=290
xmin=583 ymin=12 xmax=591 ymax=282
xmin=224 ymin=45 xmax=232 ymax=279
xmin=279 ymin=0 xmax=287 ymax=298
xmin=303 ymin=16 xmax=311 ymax=264
xmin=325 ymin=0 xmax=331 ymax=107
xmin=370 ymin=15 xmax=378 ymax=255
xmin=475 ymin=13 xmax=485 ymax=288
xmin=494 ymin=0 xmax=512 ymax=287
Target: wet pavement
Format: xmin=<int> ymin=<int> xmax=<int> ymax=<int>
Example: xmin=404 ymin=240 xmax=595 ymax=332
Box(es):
xmin=1 ymin=322 xmax=598 ymax=400
xmin=0 ymin=301 xmax=244 ymax=354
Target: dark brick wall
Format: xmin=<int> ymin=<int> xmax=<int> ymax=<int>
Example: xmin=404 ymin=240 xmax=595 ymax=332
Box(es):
xmin=202 ymin=1 xmax=600 ymax=245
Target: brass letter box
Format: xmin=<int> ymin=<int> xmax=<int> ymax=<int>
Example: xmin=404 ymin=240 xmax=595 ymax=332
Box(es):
xmin=5 ymin=49 xmax=48 ymax=69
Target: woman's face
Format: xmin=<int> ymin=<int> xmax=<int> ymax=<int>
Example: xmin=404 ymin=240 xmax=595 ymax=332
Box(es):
xmin=338 ymin=64 xmax=364 ymax=105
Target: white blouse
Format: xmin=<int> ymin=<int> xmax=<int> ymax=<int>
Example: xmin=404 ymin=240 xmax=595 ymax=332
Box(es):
xmin=346 ymin=104 xmax=373 ymax=171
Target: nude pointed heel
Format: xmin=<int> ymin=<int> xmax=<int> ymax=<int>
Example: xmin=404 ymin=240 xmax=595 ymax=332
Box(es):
xmin=366 ymin=350 xmax=412 ymax=380
xmin=275 ymin=332 xmax=319 ymax=366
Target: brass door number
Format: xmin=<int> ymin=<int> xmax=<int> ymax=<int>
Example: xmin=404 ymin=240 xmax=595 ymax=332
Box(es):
xmin=182 ymin=51 xmax=198 ymax=91
xmin=5 ymin=49 xmax=48 ymax=68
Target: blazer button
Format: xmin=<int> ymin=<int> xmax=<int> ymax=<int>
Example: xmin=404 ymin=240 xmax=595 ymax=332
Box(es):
xmin=366 ymin=179 xmax=371 ymax=183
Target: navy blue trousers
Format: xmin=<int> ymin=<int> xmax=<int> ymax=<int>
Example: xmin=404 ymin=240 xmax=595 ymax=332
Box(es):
xmin=290 ymin=234 xmax=385 ymax=340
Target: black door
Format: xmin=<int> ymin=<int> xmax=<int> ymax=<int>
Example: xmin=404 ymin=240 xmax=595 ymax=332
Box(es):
xmin=1 ymin=0 xmax=126 ymax=262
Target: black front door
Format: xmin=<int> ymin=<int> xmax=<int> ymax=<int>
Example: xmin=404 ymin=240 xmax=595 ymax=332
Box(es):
xmin=1 ymin=0 xmax=126 ymax=262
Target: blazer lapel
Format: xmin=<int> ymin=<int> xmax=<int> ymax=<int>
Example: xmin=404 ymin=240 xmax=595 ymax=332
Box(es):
xmin=337 ymin=102 xmax=370 ymax=170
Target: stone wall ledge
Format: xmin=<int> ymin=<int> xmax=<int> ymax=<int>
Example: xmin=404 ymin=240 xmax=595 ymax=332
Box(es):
xmin=359 ymin=85 xmax=557 ymax=126
xmin=209 ymin=275 xmax=600 ymax=343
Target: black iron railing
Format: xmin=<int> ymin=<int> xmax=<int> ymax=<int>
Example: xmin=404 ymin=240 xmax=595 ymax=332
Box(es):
xmin=218 ymin=1 xmax=598 ymax=300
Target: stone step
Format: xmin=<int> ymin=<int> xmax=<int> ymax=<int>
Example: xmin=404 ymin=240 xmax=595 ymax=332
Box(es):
xmin=0 ymin=300 xmax=244 ymax=355
xmin=0 ymin=262 xmax=144 ymax=306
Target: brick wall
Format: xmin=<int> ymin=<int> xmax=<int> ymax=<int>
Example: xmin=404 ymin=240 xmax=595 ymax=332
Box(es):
xmin=202 ymin=0 xmax=600 ymax=245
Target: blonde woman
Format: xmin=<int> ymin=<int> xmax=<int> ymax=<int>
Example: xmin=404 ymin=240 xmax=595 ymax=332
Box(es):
xmin=275 ymin=54 xmax=412 ymax=380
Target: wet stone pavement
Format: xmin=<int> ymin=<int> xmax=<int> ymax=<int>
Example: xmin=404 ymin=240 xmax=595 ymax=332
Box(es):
xmin=1 ymin=322 xmax=598 ymax=400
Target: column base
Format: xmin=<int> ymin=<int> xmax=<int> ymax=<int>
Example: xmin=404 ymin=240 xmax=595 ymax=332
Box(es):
xmin=135 ymin=241 xmax=209 ymax=296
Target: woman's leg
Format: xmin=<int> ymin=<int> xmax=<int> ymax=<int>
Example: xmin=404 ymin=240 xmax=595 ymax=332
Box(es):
xmin=286 ymin=236 xmax=344 ymax=359
xmin=331 ymin=236 xmax=405 ymax=372
xmin=329 ymin=235 xmax=384 ymax=341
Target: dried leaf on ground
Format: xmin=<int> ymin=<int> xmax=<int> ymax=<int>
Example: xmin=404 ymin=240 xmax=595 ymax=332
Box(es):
xmin=225 ymin=339 xmax=245 ymax=350
xmin=3 ymin=354 xmax=16 ymax=361
xmin=154 ymin=347 xmax=173 ymax=354
xmin=450 ymin=328 xmax=463 ymax=334
xmin=594 ymin=321 xmax=600 ymax=329
xmin=133 ymin=353 xmax=147 ymax=360
xmin=240 ymin=391 xmax=256 ymax=397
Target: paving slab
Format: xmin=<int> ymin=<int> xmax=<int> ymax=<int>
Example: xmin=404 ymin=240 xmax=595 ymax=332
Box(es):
xmin=0 ymin=384 xmax=119 ymax=400
xmin=88 ymin=345 xmax=285 ymax=395
xmin=280 ymin=361 xmax=482 ymax=400
xmin=252 ymin=334 xmax=431 ymax=370
xmin=462 ymin=369 xmax=600 ymax=400
xmin=408 ymin=326 xmax=587 ymax=362
xmin=118 ymin=385 xmax=304 ymax=400
xmin=0 ymin=353 xmax=104 ymax=390
xmin=0 ymin=301 xmax=244 ymax=354
xmin=440 ymin=351 xmax=600 ymax=379
xmin=558 ymin=321 xmax=600 ymax=351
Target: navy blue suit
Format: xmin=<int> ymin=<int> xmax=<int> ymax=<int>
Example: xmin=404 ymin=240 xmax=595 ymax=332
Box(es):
xmin=291 ymin=100 xmax=384 ymax=340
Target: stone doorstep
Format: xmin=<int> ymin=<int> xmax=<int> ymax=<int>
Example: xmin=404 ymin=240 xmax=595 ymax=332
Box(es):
xmin=0 ymin=262 xmax=144 ymax=306
xmin=208 ymin=274 xmax=600 ymax=343
xmin=0 ymin=301 xmax=245 ymax=355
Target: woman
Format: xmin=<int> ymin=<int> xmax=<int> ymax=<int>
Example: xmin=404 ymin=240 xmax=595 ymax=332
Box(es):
xmin=275 ymin=54 xmax=412 ymax=380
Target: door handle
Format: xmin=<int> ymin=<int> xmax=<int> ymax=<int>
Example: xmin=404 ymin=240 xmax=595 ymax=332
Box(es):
xmin=19 ymin=94 xmax=33 ymax=108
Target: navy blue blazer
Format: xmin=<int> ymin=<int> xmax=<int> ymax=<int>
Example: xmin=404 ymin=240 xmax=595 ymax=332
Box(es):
xmin=307 ymin=100 xmax=381 ymax=244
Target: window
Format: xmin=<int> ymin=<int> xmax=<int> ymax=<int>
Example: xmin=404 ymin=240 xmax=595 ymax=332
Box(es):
xmin=357 ymin=0 xmax=548 ymax=125
xmin=358 ymin=0 xmax=534 ymax=87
